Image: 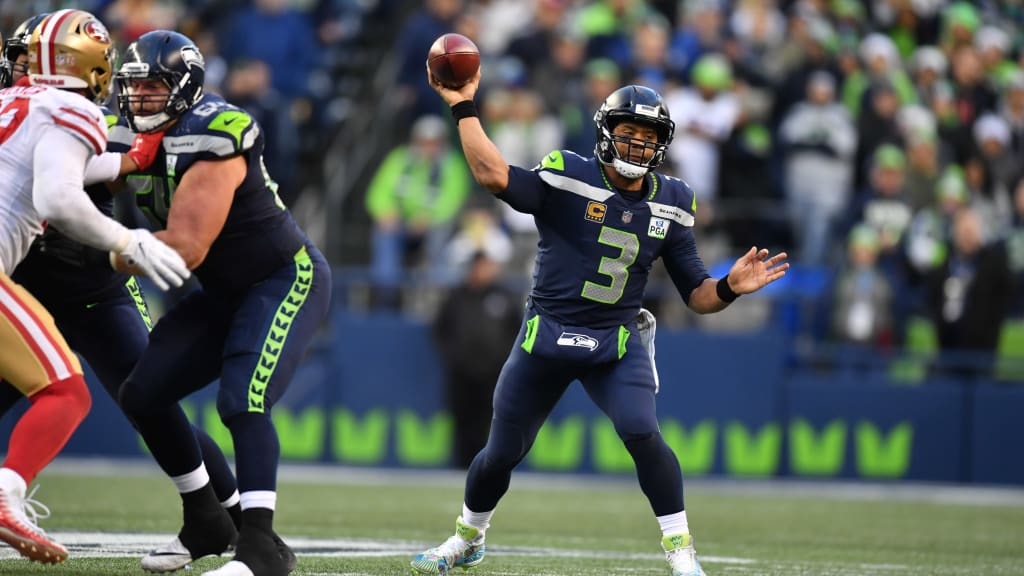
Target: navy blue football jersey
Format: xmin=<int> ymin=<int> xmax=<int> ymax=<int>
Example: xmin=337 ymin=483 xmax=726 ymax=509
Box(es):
xmin=502 ymin=150 xmax=710 ymax=328
xmin=109 ymin=94 xmax=306 ymax=293
xmin=13 ymin=107 xmax=130 ymax=306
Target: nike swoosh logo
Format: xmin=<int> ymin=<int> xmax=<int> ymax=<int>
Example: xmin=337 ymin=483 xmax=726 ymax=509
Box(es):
xmin=546 ymin=154 xmax=556 ymax=163
xmin=223 ymin=118 xmax=236 ymax=126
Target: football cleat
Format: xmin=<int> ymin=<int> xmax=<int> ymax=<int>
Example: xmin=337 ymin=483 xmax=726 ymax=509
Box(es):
xmin=201 ymin=524 xmax=293 ymax=576
xmin=662 ymin=533 xmax=707 ymax=576
xmin=142 ymin=509 xmax=237 ymax=573
xmin=410 ymin=516 xmax=485 ymax=574
xmin=0 ymin=484 xmax=67 ymax=564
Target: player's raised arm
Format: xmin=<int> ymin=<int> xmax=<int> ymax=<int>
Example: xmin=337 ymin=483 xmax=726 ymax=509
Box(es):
xmin=425 ymin=64 xmax=509 ymax=194
xmin=687 ymin=247 xmax=790 ymax=313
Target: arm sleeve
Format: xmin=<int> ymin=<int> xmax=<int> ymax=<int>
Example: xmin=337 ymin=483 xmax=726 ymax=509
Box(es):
xmin=33 ymin=128 xmax=129 ymax=252
xmin=83 ymin=151 xmax=122 ymax=185
xmin=661 ymin=226 xmax=711 ymax=305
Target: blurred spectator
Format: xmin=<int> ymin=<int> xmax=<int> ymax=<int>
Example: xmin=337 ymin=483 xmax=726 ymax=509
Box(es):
xmin=665 ymin=53 xmax=739 ymax=212
xmin=830 ymin=224 xmax=894 ymax=348
xmin=444 ymin=203 xmax=513 ymax=272
xmin=221 ymin=0 xmax=320 ymax=201
xmin=905 ymin=165 xmax=969 ymax=277
xmin=432 ymin=251 xmax=522 ymax=468
xmin=560 ymin=58 xmax=621 ymax=159
xmin=575 ymin=0 xmax=653 ymax=64
xmin=909 ymin=45 xmax=948 ymax=104
xmin=999 ymin=71 xmax=1024 ymax=157
xmin=973 ymin=25 xmax=1016 ymax=90
xmin=841 ymin=33 xmax=916 ymax=119
xmin=770 ymin=16 xmax=840 ymax=129
xmin=395 ymin=0 xmax=463 ymax=121
xmin=969 ymin=114 xmax=1016 ymax=237
xmin=779 ymin=71 xmax=857 ymax=265
xmin=622 ymin=12 xmax=673 ymax=91
xmin=853 ymin=80 xmax=903 ymax=189
xmin=103 ymin=0 xmax=181 ymax=44
xmin=852 ymin=145 xmax=915 ymax=255
xmin=902 ymin=129 xmax=945 ymax=212
xmin=948 ymin=45 xmax=998 ymax=160
xmin=365 ymin=115 xmax=471 ymax=305
xmin=532 ymin=28 xmax=588 ymax=123
xmin=940 ymin=1 xmax=981 ymax=55
xmin=506 ymin=0 xmax=572 ymax=70
xmin=667 ymin=0 xmax=724 ymax=80
xmin=925 ymin=206 xmax=1015 ymax=376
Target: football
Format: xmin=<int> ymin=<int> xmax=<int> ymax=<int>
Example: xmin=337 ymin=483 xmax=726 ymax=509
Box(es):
xmin=427 ymin=33 xmax=480 ymax=89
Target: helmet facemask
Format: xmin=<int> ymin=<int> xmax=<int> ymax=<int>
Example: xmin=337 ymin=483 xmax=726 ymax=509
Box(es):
xmin=597 ymin=117 xmax=671 ymax=179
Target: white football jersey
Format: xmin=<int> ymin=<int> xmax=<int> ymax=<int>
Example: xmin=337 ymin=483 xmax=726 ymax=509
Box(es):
xmin=0 ymin=85 xmax=107 ymax=274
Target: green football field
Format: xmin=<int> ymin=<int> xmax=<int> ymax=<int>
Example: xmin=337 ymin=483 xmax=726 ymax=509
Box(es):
xmin=1 ymin=460 xmax=1022 ymax=575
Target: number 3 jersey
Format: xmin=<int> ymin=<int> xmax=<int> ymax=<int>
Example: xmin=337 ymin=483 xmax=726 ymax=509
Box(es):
xmin=502 ymin=150 xmax=711 ymax=328
xmin=0 ymin=86 xmax=107 ymax=274
xmin=109 ymin=93 xmax=307 ymax=294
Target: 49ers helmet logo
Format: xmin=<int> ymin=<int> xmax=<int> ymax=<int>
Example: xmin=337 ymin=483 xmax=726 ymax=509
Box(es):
xmin=82 ymin=20 xmax=110 ymax=44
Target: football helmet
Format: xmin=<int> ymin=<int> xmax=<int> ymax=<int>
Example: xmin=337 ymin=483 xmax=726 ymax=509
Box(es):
xmin=3 ymin=13 xmax=49 ymax=87
xmin=27 ymin=9 xmax=115 ymax=103
xmin=116 ymin=30 xmax=205 ymax=133
xmin=594 ymin=85 xmax=675 ymax=179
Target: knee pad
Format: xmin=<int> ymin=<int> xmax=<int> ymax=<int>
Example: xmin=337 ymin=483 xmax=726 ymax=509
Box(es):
xmin=33 ymin=374 xmax=91 ymax=423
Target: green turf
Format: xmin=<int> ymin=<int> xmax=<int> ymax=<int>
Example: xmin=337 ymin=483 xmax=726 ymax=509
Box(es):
xmin=1 ymin=471 xmax=1022 ymax=575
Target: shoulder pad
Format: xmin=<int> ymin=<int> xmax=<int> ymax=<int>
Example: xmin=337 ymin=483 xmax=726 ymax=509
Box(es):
xmin=38 ymin=90 xmax=107 ymax=156
xmin=647 ymin=174 xmax=697 ymax=226
xmin=164 ymin=98 xmax=259 ymax=158
xmin=540 ymin=150 xmax=565 ymax=171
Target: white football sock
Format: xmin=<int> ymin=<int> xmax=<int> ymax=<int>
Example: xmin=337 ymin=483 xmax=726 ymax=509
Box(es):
xmin=170 ymin=464 xmax=210 ymax=494
xmin=240 ymin=490 xmax=277 ymax=511
xmin=657 ymin=511 xmax=689 ymax=536
xmin=0 ymin=468 xmax=26 ymax=497
xmin=462 ymin=503 xmax=493 ymax=534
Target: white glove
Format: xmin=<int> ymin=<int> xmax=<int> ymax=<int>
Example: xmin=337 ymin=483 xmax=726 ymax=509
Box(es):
xmin=114 ymin=229 xmax=191 ymax=291
xmin=637 ymin=307 xmax=660 ymax=393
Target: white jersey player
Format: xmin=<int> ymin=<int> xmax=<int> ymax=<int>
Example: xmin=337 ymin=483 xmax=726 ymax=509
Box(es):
xmin=0 ymin=9 xmax=187 ymax=565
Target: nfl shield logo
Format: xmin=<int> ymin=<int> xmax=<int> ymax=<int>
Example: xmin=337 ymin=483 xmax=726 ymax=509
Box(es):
xmin=622 ymin=210 xmax=633 ymax=224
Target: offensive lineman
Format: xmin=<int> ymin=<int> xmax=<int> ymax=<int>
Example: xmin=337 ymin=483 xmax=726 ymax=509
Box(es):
xmin=411 ymin=67 xmax=789 ymax=575
xmin=112 ymin=30 xmax=331 ymax=576
xmin=0 ymin=10 xmax=189 ymax=563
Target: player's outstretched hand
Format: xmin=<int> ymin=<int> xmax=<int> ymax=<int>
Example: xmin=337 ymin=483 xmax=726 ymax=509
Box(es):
xmin=425 ymin=61 xmax=481 ymax=107
xmin=727 ymin=246 xmax=789 ymax=295
xmin=117 ymin=229 xmax=191 ymax=291
xmin=125 ymin=130 xmax=166 ymax=172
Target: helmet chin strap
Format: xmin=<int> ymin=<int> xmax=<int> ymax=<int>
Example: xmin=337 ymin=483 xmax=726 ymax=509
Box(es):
xmin=133 ymin=110 xmax=172 ymax=133
xmin=612 ymin=158 xmax=648 ymax=180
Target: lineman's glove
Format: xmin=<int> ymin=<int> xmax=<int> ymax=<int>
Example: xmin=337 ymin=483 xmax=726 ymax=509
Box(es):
xmin=114 ymin=229 xmax=190 ymax=291
xmin=636 ymin=307 xmax=660 ymax=393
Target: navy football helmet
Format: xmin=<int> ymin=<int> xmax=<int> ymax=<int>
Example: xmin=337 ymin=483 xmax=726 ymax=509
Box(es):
xmin=594 ymin=85 xmax=675 ymax=179
xmin=116 ymin=30 xmax=205 ymax=133
xmin=2 ymin=13 xmax=48 ymax=88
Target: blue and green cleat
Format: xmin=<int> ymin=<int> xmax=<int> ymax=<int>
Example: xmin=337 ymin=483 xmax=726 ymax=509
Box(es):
xmin=410 ymin=516 xmax=485 ymax=574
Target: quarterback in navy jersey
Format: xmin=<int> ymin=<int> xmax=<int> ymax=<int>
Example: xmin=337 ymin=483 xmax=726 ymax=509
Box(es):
xmin=411 ymin=69 xmax=787 ymax=575
xmin=110 ymin=31 xmax=330 ymax=576
xmin=0 ymin=12 xmax=245 ymax=556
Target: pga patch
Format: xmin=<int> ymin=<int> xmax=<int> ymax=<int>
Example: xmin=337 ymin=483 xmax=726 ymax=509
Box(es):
xmin=648 ymin=217 xmax=669 ymax=239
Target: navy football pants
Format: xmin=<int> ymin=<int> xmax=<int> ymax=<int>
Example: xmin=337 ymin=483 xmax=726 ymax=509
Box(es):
xmin=464 ymin=318 xmax=685 ymax=516
xmin=119 ymin=245 xmax=331 ymax=494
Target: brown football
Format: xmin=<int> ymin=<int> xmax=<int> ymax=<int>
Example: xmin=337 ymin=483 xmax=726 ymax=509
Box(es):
xmin=427 ymin=33 xmax=480 ymax=89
